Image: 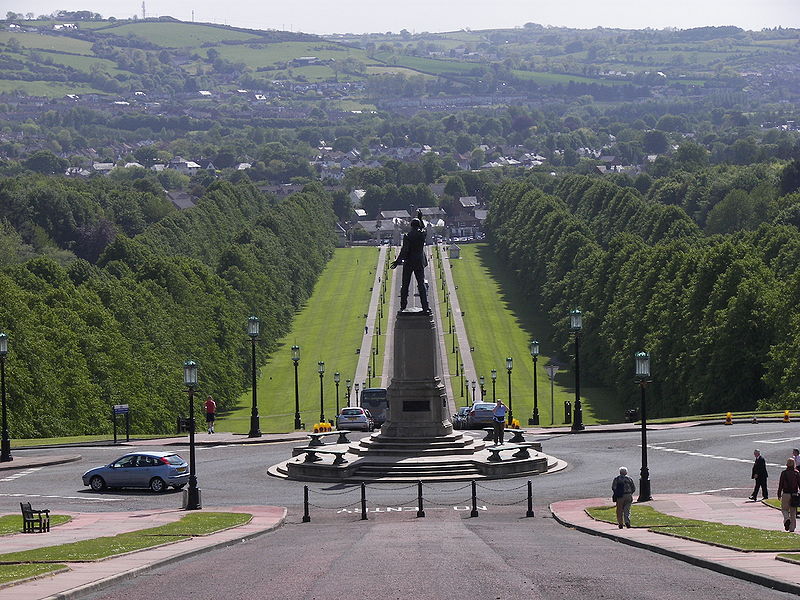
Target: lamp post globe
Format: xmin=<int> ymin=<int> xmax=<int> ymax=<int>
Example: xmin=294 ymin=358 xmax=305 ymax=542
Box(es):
xmin=529 ymin=340 xmax=540 ymax=426
xmin=491 ymin=369 xmax=497 ymax=402
xmin=247 ymin=317 xmax=261 ymax=438
xmin=183 ymin=359 xmax=201 ymax=510
xmin=506 ymin=357 xmax=513 ymax=425
xmin=318 ymin=361 xmax=326 ymax=424
xmin=635 ymin=351 xmax=653 ymax=502
xmin=569 ymin=309 xmax=584 ymax=431
xmin=0 ymin=333 xmax=12 ymax=462
xmin=292 ymin=345 xmax=301 ymax=430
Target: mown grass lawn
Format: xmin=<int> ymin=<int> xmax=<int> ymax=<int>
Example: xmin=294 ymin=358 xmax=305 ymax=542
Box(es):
xmin=0 ymin=514 xmax=71 ymax=536
xmin=586 ymin=504 xmax=705 ymax=527
xmin=0 ymin=563 xmax=67 ymax=585
xmin=447 ymin=244 xmax=622 ymax=425
xmin=219 ymin=247 xmax=379 ymax=432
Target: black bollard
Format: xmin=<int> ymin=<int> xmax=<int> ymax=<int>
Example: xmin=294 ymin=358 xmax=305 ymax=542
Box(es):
xmin=564 ymin=400 xmax=572 ymax=424
xmin=526 ymin=480 xmax=534 ymax=517
xmin=470 ymin=480 xmax=478 ymax=517
xmin=361 ymin=482 xmax=368 ymax=520
xmin=417 ymin=480 xmax=425 ymax=518
xmin=302 ymin=486 xmax=310 ymax=523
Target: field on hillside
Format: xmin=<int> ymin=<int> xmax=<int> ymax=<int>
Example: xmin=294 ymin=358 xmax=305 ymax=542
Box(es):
xmin=0 ymin=80 xmax=105 ymax=96
xmin=373 ymin=53 xmax=482 ymax=77
xmin=220 ymin=247 xmax=380 ymax=433
xmin=212 ymin=41 xmax=375 ymax=68
xmin=446 ymin=244 xmax=623 ymax=426
xmin=102 ymin=22 xmax=262 ymax=47
xmin=0 ymin=31 xmax=94 ymax=54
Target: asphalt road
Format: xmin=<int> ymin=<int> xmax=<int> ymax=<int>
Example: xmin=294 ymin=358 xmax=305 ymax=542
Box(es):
xmin=6 ymin=424 xmax=800 ymax=599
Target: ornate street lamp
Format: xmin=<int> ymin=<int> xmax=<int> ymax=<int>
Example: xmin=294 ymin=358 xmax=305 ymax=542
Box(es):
xmin=545 ymin=364 xmax=559 ymax=426
xmin=506 ymin=357 xmax=513 ymax=425
xmin=367 ymin=364 xmax=372 ymax=388
xmin=460 ymin=364 xmax=465 ymax=402
xmin=636 ymin=351 xmax=653 ymax=502
xmin=471 ymin=380 xmax=476 ymax=403
xmin=346 ymin=379 xmax=352 ymax=407
xmin=318 ymin=361 xmax=326 ymax=423
xmin=529 ymin=340 xmax=540 ymax=426
xmin=292 ymin=345 xmax=301 ymax=430
xmin=479 ymin=375 xmax=485 ymax=399
xmin=355 ymin=382 xmax=360 ymax=406
xmin=454 ymin=347 xmax=460 ymax=377
xmin=334 ymin=372 xmax=341 ymax=418
xmin=0 ymin=333 xmax=12 ymax=462
xmin=183 ymin=359 xmax=201 ymax=510
xmin=491 ymin=369 xmax=497 ymax=402
xmin=247 ymin=317 xmax=261 ymax=438
xmin=570 ymin=309 xmax=584 ymax=431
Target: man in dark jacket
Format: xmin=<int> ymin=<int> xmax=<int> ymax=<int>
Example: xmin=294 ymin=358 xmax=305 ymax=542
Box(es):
xmin=750 ymin=448 xmax=768 ymax=500
xmin=390 ymin=212 xmax=429 ymax=313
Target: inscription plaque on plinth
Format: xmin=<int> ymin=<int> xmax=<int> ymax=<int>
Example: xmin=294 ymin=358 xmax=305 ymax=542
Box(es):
xmin=379 ymin=310 xmax=452 ymax=438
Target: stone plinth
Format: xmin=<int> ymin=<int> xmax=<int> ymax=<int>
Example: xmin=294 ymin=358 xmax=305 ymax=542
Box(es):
xmin=378 ymin=310 xmax=452 ymax=439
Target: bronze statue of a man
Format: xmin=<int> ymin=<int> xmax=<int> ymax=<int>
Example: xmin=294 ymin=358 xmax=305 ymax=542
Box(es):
xmin=391 ymin=211 xmax=430 ymax=313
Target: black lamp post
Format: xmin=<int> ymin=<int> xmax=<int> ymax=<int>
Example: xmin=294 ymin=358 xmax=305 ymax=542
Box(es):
xmin=570 ymin=309 xmax=585 ymax=431
xmin=334 ymin=372 xmax=341 ymax=417
xmin=355 ymin=382 xmax=360 ymax=406
xmin=318 ymin=361 xmax=326 ymax=423
xmin=546 ymin=364 xmax=559 ymax=426
xmin=247 ymin=316 xmax=261 ymax=438
xmin=346 ymin=379 xmax=352 ymax=407
xmin=372 ymin=345 xmax=377 ymax=377
xmin=506 ymin=357 xmax=513 ymax=425
xmin=636 ymin=351 xmax=653 ymax=502
xmin=292 ymin=345 xmax=301 ymax=430
xmin=183 ymin=359 xmax=201 ymax=510
xmin=471 ymin=380 xmax=476 ymax=403
xmin=367 ymin=364 xmax=372 ymax=388
xmin=0 ymin=333 xmax=12 ymax=462
xmin=460 ymin=364 xmax=465 ymax=401
xmin=529 ymin=340 xmax=540 ymax=426
xmin=491 ymin=369 xmax=497 ymax=402
xmin=454 ymin=347 xmax=460 ymax=377
xmin=479 ymin=375 xmax=485 ymax=399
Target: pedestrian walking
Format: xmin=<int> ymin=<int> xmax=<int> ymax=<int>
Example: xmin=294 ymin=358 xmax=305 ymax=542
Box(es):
xmin=204 ymin=395 xmax=216 ymax=434
xmin=365 ymin=325 xmax=368 ymax=334
xmin=778 ymin=458 xmax=800 ymax=532
xmin=492 ymin=399 xmax=507 ymax=444
xmin=612 ymin=467 xmax=636 ymax=529
xmin=792 ymin=448 xmax=800 ymax=469
xmin=750 ymin=449 xmax=768 ymax=500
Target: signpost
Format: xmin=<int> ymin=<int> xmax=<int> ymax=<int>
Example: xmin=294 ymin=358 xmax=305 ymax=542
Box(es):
xmin=112 ymin=404 xmax=130 ymax=443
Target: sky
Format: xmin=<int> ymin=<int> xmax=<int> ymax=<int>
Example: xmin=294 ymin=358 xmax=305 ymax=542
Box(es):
xmin=8 ymin=0 xmax=800 ymax=34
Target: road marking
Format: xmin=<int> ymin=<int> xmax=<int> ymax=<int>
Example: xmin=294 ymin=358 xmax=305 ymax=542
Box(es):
xmin=649 ymin=438 xmax=702 ymax=445
xmin=730 ymin=430 xmax=785 ymax=437
xmin=0 ymin=493 xmax=125 ymax=502
xmin=752 ymin=437 xmax=800 ymax=444
xmin=689 ymin=487 xmax=748 ymax=495
xmin=335 ymin=505 xmax=488 ymax=514
xmin=0 ymin=467 xmax=42 ymax=482
xmin=647 ymin=444 xmax=783 ymax=468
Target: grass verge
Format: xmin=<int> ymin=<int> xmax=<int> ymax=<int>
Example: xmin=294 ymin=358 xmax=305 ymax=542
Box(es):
xmin=777 ymin=553 xmax=800 ymax=564
xmin=587 ymin=504 xmax=800 ymax=551
xmin=0 ymin=512 xmax=251 ymax=563
xmin=11 ymin=434 xmax=170 ymax=448
xmin=0 ymin=515 xmax=71 ymax=536
xmin=0 ymin=563 xmax=68 ymax=585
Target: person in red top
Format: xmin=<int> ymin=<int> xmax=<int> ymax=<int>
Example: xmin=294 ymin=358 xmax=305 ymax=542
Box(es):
xmin=777 ymin=458 xmax=800 ymax=532
xmin=204 ymin=395 xmax=216 ymax=434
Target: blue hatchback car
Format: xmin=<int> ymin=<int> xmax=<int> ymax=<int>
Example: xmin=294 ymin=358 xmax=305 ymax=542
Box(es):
xmin=82 ymin=451 xmax=190 ymax=493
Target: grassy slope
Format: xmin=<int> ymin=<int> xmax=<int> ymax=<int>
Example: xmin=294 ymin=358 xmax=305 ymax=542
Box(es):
xmin=218 ymin=247 xmax=379 ymax=432
xmin=0 ymin=32 xmax=94 ymax=54
xmin=448 ymin=243 xmax=622 ymax=425
xmin=100 ymin=22 xmax=261 ymax=47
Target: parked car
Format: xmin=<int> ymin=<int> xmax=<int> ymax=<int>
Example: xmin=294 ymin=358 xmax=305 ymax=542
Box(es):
xmin=336 ymin=407 xmax=375 ymax=431
xmin=82 ymin=451 xmax=189 ymax=493
xmin=466 ymin=402 xmax=497 ymax=429
xmin=452 ymin=406 xmax=470 ymax=430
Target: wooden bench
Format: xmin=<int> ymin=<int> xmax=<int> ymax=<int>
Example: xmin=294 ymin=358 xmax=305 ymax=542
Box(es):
xmin=482 ymin=427 xmax=527 ymax=443
xmin=486 ymin=443 xmax=535 ymax=462
xmin=20 ymin=502 xmax=50 ymax=533
xmin=298 ymin=448 xmax=349 ymax=465
xmin=307 ymin=430 xmax=351 ymax=447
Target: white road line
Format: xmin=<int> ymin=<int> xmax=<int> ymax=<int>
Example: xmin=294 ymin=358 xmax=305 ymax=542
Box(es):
xmin=752 ymin=437 xmax=800 ymax=444
xmin=0 ymin=467 xmax=42 ymax=482
xmin=0 ymin=492 xmax=124 ymax=502
xmin=647 ymin=444 xmax=783 ymax=467
xmin=689 ymin=487 xmax=748 ymax=495
xmin=649 ymin=438 xmax=703 ymax=445
xmin=730 ymin=430 xmax=786 ymax=437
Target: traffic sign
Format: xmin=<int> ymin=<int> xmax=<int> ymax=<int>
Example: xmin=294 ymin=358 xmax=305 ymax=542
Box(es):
xmin=113 ymin=404 xmax=129 ymax=414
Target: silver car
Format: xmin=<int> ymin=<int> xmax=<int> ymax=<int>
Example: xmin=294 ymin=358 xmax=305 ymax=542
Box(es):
xmin=336 ymin=407 xmax=375 ymax=431
xmin=82 ymin=451 xmax=190 ymax=493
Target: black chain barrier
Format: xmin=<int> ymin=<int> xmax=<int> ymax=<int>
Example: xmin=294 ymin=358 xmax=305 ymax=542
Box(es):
xmin=301 ymin=479 xmax=535 ymax=522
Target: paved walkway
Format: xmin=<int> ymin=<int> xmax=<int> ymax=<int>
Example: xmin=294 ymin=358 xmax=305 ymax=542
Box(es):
xmin=353 ymin=246 xmax=388 ymax=394
xmin=0 ymin=505 xmax=286 ymax=600
xmin=551 ymin=493 xmax=800 ymax=595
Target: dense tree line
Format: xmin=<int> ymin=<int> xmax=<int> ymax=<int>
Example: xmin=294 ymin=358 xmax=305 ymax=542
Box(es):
xmin=486 ymin=170 xmax=800 ymax=416
xmin=0 ymin=180 xmax=336 ymax=436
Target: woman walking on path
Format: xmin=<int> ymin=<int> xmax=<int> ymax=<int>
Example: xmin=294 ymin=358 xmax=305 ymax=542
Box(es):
xmin=612 ymin=467 xmax=636 ymax=529
xmin=777 ymin=458 xmax=800 ymax=532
